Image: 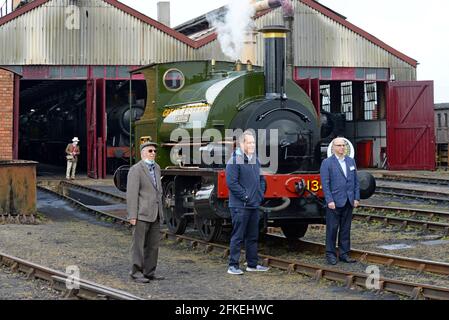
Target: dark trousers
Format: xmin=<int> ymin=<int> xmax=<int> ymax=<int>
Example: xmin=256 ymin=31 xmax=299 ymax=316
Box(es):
xmin=130 ymin=219 xmax=160 ymax=278
xmin=325 ymin=200 xmax=353 ymax=259
xmin=229 ymin=208 xmax=259 ymax=268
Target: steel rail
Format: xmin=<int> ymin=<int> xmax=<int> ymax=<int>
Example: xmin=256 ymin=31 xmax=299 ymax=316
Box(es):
xmin=52 ymin=182 xmax=449 ymax=235
xmin=0 ymin=252 xmax=143 ymax=300
xmin=59 ymin=180 xmax=126 ymax=203
xmin=262 ymin=234 xmax=449 ymax=276
xmin=37 ymin=185 xmax=128 ymax=223
xmin=36 ymin=184 xmax=449 ymax=299
xmin=60 ymin=182 xmax=449 ymax=224
xmin=57 ymin=182 xmax=449 ymax=223
xmin=161 ymin=232 xmax=449 ymax=300
xmin=44 ymin=182 xmax=449 ymax=270
xmin=375 ymin=186 xmax=449 ymax=202
xmin=353 ymin=212 xmax=449 ymax=235
xmin=358 ymin=204 xmax=449 ymax=221
xmin=375 ymin=175 xmax=449 ymax=186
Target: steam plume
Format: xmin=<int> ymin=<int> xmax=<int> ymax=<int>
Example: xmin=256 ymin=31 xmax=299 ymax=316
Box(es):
xmin=207 ymin=0 xmax=255 ymax=60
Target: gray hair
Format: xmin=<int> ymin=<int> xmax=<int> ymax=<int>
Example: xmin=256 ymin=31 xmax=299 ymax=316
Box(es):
xmin=238 ymin=130 xmax=255 ymax=145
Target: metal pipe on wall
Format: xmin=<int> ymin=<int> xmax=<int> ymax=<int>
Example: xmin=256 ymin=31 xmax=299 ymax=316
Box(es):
xmin=250 ymin=0 xmax=294 ymax=79
xmin=129 ymin=73 xmax=133 ymax=166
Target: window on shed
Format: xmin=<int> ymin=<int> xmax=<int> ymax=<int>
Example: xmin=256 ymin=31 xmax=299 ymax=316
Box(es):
xmin=320 ymin=84 xmax=330 ymax=112
xmin=445 ymin=113 xmax=448 ymax=127
xmin=341 ymin=82 xmax=353 ymax=121
xmin=364 ymin=82 xmax=378 ymax=120
xmin=438 ymin=113 xmax=442 ymax=128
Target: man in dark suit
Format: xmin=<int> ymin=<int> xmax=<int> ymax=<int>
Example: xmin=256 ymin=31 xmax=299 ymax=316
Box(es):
xmin=320 ymin=137 xmax=360 ymax=265
xmin=126 ymin=141 xmax=165 ymax=283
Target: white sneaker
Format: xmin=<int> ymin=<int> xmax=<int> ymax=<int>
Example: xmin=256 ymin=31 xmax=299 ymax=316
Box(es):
xmin=227 ymin=266 xmax=244 ymax=275
xmin=246 ymin=265 xmax=270 ymax=272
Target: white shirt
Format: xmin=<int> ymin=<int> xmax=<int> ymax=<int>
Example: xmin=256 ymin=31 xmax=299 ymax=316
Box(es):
xmin=337 ymin=155 xmax=347 ymax=177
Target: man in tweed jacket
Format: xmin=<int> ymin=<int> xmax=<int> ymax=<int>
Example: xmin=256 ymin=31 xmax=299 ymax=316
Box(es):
xmin=126 ymin=141 xmax=164 ymax=283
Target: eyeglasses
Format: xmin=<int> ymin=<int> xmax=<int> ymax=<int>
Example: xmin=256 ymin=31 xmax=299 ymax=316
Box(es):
xmin=334 ymin=144 xmax=346 ymax=147
xmin=148 ymin=149 xmax=157 ymax=153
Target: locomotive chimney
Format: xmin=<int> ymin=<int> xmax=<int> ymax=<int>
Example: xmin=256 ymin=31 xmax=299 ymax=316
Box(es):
xmin=260 ymin=25 xmax=289 ymax=100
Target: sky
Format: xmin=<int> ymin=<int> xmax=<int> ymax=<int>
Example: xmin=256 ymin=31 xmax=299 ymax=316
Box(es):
xmin=119 ymin=0 xmax=449 ymax=103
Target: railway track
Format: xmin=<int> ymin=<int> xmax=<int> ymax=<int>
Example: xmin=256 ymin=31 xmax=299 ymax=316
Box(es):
xmin=36 ymin=181 xmax=449 ymax=300
xmin=0 ymin=252 xmax=143 ymax=300
xmin=52 ymin=181 xmax=449 ymax=235
xmin=358 ymin=204 xmax=449 ymax=221
xmin=355 ymin=204 xmax=449 ymax=235
xmin=375 ymin=185 xmax=449 ymax=203
xmin=264 ymin=235 xmax=449 ymax=276
xmin=353 ymin=212 xmax=449 ymax=235
xmin=37 ymin=184 xmax=129 ymax=223
xmin=375 ymin=174 xmax=449 ymax=187
xmin=164 ymin=232 xmax=449 ymax=300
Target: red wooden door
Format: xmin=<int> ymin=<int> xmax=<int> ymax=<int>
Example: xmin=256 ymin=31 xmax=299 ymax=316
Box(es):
xmin=387 ymin=81 xmax=435 ymax=170
xmin=295 ymin=78 xmax=320 ymax=116
xmin=96 ymin=78 xmax=106 ymax=179
xmin=86 ymin=79 xmax=97 ymax=178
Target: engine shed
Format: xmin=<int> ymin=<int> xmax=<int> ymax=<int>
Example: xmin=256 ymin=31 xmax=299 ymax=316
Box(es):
xmin=177 ymin=0 xmax=435 ymax=170
xmin=0 ymin=0 xmax=208 ymax=177
xmin=0 ymin=0 xmax=435 ymax=177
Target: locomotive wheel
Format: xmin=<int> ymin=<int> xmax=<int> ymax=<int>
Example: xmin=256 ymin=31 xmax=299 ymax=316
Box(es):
xmin=280 ymin=223 xmax=308 ymax=240
xmin=163 ymin=181 xmax=187 ymax=235
xmin=194 ymin=215 xmax=223 ymax=242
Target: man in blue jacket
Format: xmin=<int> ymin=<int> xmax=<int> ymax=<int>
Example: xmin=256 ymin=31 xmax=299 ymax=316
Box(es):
xmin=320 ymin=137 xmax=360 ymax=265
xmin=225 ymin=130 xmax=269 ymax=275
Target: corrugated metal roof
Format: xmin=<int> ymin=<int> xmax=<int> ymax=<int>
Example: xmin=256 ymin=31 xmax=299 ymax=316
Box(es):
xmin=0 ymin=0 xmax=208 ymax=65
xmin=0 ymin=0 xmax=417 ymax=76
xmin=192 ymin=1 xmax=417 ymax=80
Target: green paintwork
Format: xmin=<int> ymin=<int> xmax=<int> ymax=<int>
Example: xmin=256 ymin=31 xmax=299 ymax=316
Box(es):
xmin=133 ymin=60 xmax=316 ymax=169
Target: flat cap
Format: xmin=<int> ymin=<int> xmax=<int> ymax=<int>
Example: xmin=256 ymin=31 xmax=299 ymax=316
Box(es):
xmin=140 ymin=141 xmax=158 ymax=152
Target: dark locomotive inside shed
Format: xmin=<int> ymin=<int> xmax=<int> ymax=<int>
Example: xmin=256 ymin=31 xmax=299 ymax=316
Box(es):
xmin=18 ymin=79 xmax=146 ymax=175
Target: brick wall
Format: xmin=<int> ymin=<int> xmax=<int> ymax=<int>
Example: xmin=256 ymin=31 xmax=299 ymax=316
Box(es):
xmin=0 ymin=68 xmax=14 ymax=160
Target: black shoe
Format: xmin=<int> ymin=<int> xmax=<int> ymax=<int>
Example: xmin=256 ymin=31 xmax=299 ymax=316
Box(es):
xmin=131 ymin=276 xmax=150 ymax=283
xmin=326 ymin=256 xmax=337 ymax=265
xmin=339 ymin=256 xmax=357 ymax=263
xmin=146 ymin=275 xmax=165 ymax=281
